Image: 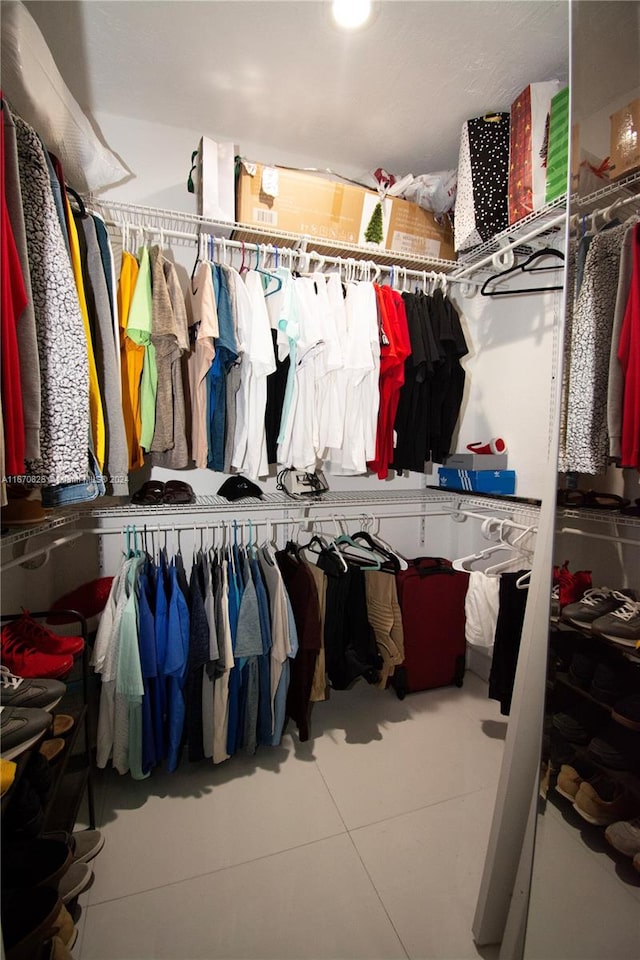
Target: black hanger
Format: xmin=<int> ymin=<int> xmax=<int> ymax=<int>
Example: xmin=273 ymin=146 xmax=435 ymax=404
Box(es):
xmin=65 ymin=185 xmax=88 ymax=219
xmin=480 ymin=247 xmax=565 ymax=297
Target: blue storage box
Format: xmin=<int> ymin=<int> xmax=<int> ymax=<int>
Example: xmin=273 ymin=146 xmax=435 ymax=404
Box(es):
xmin=438 ymin=468 xmax=516 ymax=495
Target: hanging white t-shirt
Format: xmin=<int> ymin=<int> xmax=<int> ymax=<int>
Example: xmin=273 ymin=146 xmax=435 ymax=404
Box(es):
xmin=278 ymin=277 xmax=325 ymax=470
xmin=231 ymin=269 xmax=276 ymax=480
xmin=329 ymin=280 xmax=380 ymax=474
xmin=312 ymin=272 xmax=344 ymax=456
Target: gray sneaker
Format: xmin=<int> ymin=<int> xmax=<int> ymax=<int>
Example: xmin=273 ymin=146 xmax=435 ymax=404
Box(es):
xmin=0 ymin=666 xmax=66 ymax=712
xmin=592 ymin=596 xmax=640 ymax=647
xmin=561 ymin=588 xmax=629 ymax=628
xmin=0 ymin=705 xmax=53 ymax=760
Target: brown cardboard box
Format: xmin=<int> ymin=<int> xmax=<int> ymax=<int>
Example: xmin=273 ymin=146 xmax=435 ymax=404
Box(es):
xmin=235 ymin=162 xmax=455 ymax=261
xmin=610 ymin=99 xmax=640 ymax=179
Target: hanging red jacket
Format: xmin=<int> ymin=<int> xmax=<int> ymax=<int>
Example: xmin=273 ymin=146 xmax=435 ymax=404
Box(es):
xmin=1 ymin=98 xmax=27 ymax=477
xmin=618 ymin=223 xmax=640 ymax=469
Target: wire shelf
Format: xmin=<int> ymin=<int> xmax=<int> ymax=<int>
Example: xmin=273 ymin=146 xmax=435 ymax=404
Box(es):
xmin=0 ymin=512 xmax=82 ymax=548
xmin=452 ymin=195 xmax=567 ymax=277
xmin=87 ymin=197 xmax=459 ymax=275
xmin=87 ymin=488 xmax=454 ymax=519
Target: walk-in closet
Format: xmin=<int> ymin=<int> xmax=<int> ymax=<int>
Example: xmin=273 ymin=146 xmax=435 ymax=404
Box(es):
xmin=1 ymin=2 xmax=639 ymax=959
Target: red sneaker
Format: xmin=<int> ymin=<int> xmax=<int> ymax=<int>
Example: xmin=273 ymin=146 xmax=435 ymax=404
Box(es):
xmin=2 ymin=613 xmax=84 ymax=658
xmin=560 ymin=569 xmax=593 ymax=608
xmin=1 ymin=631 xmax=73 ymax=679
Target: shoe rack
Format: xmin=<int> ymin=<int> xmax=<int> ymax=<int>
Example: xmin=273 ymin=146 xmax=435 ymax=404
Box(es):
xmin=1 ymin=611 xmax=96 ymax=835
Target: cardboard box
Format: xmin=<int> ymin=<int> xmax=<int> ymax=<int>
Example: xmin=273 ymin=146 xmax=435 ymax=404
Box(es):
xmin=444 ymin=453 xmax=508 ymax=470
xmin=610 ymin=99 xmax=640 ymax=179
xmin=438 ymin=468 xmax=516 ymax=495
xmin=235 ymin=161 xmax=456 ymax=260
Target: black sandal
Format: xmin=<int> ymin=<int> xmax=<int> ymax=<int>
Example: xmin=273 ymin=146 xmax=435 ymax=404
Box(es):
xmin=584 ymin=491 xmax=631 ymax=511
xmin=556 ymin=489 xmax=587 ymax=508
xmin=162 ymin=480 xmax=196 ymax=504
xmin=131 ymin=480 xmax=165 ymax=504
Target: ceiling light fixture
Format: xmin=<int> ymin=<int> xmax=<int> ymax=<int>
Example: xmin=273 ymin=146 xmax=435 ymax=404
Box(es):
xmin=332 ymin=0 xmax=372 ymax=30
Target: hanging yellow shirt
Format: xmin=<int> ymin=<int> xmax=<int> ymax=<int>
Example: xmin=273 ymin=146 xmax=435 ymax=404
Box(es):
xmin=65 ymin=198 xmax=106 ymax=470
xmin=118 ymin=252 xmax=145 ymax=470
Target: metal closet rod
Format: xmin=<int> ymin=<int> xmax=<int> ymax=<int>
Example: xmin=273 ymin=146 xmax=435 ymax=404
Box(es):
xmin=451 ymin=212 xmax=566 ymax=281
xmin=558 ymin=525 xmax=640 ymax=547
xmin=569 ymin=191 xmax=640 ymax=233
xmin=94 ymin=202 xmax=467 ymax=287
xmin=82 ymin=507 xmax=453 ymax=536
xmin=101 ymin=215 xmax=465 ymax=287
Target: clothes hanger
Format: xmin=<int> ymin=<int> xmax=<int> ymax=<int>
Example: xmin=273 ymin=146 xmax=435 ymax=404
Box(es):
xmin=480 ymin=247 xmax=565 ymax=297
xmin=482 ymin=524 xmax=536 ymax=579
xmin=252 ymin=243 xmax=283 ymax=296
xmin=65 ymin=185 xmax=88 ymax=219
xmin=331 ymin=517 xmax=382 ymax=570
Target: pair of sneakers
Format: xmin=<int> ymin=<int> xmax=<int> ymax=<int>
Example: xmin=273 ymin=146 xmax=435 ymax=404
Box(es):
xmin=561 ymin=587 xmax=640 ymax=647
xmin=1 ymin=665 xmax=69 ymax=762
xmin=1 ymin=612 xmax=84 ymax=680
xmin=550 ymin=561 xmax=592 ymax=620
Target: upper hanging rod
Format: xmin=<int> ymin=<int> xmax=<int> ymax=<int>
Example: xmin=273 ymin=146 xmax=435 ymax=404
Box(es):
xmin=569 ymin=190 xmax=640 ymax=234
xmin=96 ymin=212 xmax=463 ymax=289
xmin=451 ymin=213 xmax=566 ymax=281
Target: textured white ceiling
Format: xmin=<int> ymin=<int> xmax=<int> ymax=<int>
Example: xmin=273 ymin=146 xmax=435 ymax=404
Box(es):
xmin=23 ymin=0 xmax=569 ymax=175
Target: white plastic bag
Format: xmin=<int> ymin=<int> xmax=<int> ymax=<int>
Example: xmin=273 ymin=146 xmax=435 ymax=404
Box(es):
xmin=1 ymin=1 xmax=129 ymax=192
xmin=401 ymin=171 xmax=457 ymax=216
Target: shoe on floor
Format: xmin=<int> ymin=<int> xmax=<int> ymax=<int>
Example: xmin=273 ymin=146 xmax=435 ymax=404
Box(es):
xmin=573 ymin=775 xmax=639 ymax=826
xmin=611 ymin=694 xmax=640 ymax=732
xmin=0 ymin=705 xmax=53 ymax=760
xmin=57 ymin=861 xmax=93 ymax=903
xmin=71 ymin=829 xmax=105 ymax=864
xmin=2 ymin=613 xmax=84 ymax=658
xmin=604 ymin=817 xmax=640 ymax=857
xmin=0 ymin=667 xmax=66 ymax=712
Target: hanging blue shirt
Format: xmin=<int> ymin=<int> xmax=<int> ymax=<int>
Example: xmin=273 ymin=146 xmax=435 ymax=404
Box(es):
xmin=165 ymin=559 xmax=190 ymax=772
xmin=153 ymin=551 xmax=170 ymax=764
xmin=206 ymin=264 xmax=238 ymax=471
xmin=138 ymin=559 xmax=158 ymax=775
xmin=250 ymin=556 xmax=273 ymax=747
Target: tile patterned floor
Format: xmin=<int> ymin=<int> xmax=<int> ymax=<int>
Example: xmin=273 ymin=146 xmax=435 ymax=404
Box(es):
xmin=76 ymin=672 xmax=506 ymax=960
